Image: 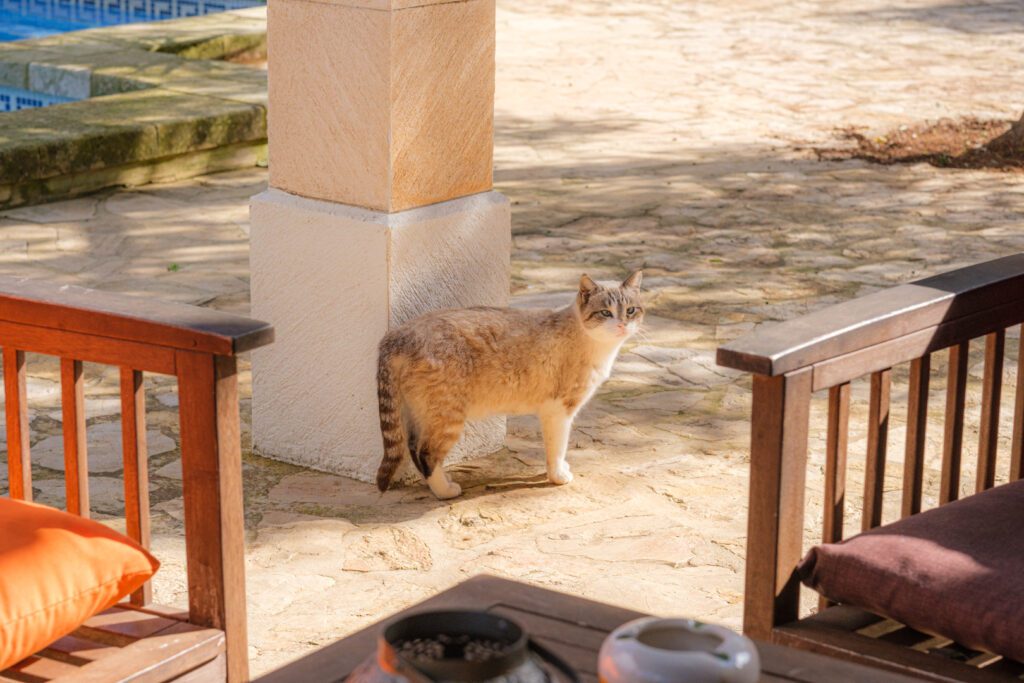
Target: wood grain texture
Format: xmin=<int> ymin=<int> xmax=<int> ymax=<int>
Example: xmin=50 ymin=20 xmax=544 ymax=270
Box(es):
xmin=809 ymin=299 xmax=1022 ymax=392
xmin=712 ymin=255 xmax=1024 ymax=682
xmin=0 ymin=281 xmax=266 ymax=683
xmin=902 ymin=355 xmax=930 ymax=517
xmin=5 ymin=654 xmax=81 ymax=680
xmin=863 ymin=368 xmax=891 ymax=531
xmin=172 ymin=654 xmax=227 ymax=683
xmin=0 ymin=276 xmax=272 ymax=357
xmin=820 ymin=382 xmax=850 ymax=612
xmin=976 ymin=331 xmax=1005 ymax=492
xmin=774 ymin=615 xmax=1013 ymax=683
xmin=941 ymin=342 xmax=970 ymax=504
xmin=177 ymin=351 xmax=248 ymax=683
xmin=717 ymin=253 xmax=1024 ymax=375
xmin=77 ymin=608 xmax=179 ymax=645
xmin=121 ymin=367 xmax=152 ymax=606
xmin=0 ymin=319 xmax=176 ymax=376
xmin=2 ymin=605 xmax=223 ymax=683
xmin=41 ymin=634 xmax=120 ymax=665
xmin=62 ymin=622 xmax=224 ymax=683
xmin=61 ymin=359 xmax=89 ymax=517
xmin=4 ymin=348 xmax=31 ymax=501
xmin=743 ymin=369 xmax=812 ymax=640
xmin=823 ymin=382 xmax=850 ymax=545
xmin=255 ymin=575 xmax=921 ymax=683
xmin=1012 ymin=325 xmax=1024 ymax=482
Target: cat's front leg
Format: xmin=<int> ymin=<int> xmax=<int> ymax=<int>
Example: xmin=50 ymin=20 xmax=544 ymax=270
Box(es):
xmin=540 ymin=405 xmax=574 ymax=485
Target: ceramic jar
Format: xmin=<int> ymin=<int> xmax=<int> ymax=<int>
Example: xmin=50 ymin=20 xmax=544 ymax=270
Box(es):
xmin=598 ymin=617 xmax=760 ymax=683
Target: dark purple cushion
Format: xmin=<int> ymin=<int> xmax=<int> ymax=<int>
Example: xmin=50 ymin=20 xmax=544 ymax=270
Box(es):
xmin=799 ymin=479 xmax=1024 ymax=662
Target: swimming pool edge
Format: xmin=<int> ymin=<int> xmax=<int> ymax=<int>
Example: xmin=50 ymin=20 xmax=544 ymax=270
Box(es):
xmin=0 ymin=7 xmax=268 ymax=209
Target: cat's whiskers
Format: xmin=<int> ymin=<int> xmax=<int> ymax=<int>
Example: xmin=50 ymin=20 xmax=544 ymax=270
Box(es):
xmin=630 ymin=327 xmax=653 ymax=344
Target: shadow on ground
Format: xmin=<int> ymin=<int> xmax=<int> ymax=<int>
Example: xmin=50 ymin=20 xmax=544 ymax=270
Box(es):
xmin=837 ymin=1 xmax=1024 ymax=34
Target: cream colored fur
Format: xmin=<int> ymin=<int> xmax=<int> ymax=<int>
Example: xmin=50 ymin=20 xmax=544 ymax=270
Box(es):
xmin=376 ymin=271 xmax=645 ymax=499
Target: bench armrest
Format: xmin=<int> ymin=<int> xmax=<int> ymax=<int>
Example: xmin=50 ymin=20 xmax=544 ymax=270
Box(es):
xmin=717 ymin=253 xmax=1024 ymax=377
xmin=0 ymin=276 xmax=273 ymax=356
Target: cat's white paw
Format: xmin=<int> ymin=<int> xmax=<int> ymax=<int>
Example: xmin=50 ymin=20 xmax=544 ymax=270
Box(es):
xmin=548 ymin=463 xmax=574 ymax=486
xmin=427 ymin=471 xmax=462 ymax=500
xmin=431 ymin=481 xmax=462 ymax=500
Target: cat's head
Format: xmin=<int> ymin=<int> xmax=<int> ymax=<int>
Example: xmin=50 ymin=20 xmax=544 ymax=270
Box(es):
xmin=576 ymin=271 xmax=645 ymax=343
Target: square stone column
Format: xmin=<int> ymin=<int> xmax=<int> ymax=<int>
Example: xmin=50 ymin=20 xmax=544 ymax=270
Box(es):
xmin=267 ymin=0 xmax=494 ymax=212
xmin=250 ymin=0 xmax=509 ymax=481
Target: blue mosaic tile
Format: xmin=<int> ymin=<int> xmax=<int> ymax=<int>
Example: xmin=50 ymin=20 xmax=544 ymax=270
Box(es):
xmin=0 ymin=85 xmax=75 ymax=112
xmin=0 ymin=0 xmax=264 ymax=41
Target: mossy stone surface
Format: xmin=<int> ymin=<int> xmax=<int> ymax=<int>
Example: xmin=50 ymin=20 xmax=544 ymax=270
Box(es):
xmin=12 ymin=37 xmax=123 ymax=56
xmin=78 ymin=7 xmax=266 ymax=54
xmin=28 ymin=62 xmax=92 ymax=99
xmin=0 ymin=101 xmax=159 ymax=184
xmin=0 ymin=89 xmax=264 ymax=185
xmin=0 ymin=5 xmax=268 ymax=207
xmin=174 ymin=33 xmax=266 ymax=61
xmin=0 ymin=47 xmax=64 ymax=88
xmin=0 ymin=140 xmax=265 ymax=208
xmin=158 ymin=77 xmax=268 ymax=107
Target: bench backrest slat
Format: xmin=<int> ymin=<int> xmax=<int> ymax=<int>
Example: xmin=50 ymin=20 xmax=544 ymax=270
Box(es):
xmin=901 ymin=355 xmax=930 ymax=518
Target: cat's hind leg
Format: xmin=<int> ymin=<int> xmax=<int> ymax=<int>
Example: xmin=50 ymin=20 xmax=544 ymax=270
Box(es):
xmin=540 ymin=404 xmax=574 ymax=485
xmin=420 ymin=423 xmax=464 ymax=499
xmin=407 ymin=427 xmax=427 ymax=478
xmin=406 ymin=391 xmax=466 ymax=500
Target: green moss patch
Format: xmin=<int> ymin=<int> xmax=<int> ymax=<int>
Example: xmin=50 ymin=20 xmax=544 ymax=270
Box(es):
xmin=0 ymin=6 xmax=268 ymax=208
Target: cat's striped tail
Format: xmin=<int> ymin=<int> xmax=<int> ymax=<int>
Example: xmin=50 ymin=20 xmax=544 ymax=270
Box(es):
xmin=375 ymin=344 xmax=408 ymax=492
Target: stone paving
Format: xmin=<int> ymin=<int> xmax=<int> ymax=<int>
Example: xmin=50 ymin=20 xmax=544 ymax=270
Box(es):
xmin=2 ymin=0 xmax=1024 ymax=674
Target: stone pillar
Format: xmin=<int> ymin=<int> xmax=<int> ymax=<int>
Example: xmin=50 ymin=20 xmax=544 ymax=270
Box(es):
xmin=250 ymin=0 xmax=509 ymax=481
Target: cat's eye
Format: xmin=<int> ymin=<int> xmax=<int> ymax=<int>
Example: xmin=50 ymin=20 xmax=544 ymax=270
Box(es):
xmin=599 ymin=310 xmax=613 ymax=318
xmin=626 ymin=306 xmax=638 ymax=316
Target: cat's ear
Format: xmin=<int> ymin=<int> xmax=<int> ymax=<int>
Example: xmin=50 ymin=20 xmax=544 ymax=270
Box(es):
xmin=622 ymin=270 xmax=643 ymax=290
xmin=579 ymin=274 xmax=599 ymax=302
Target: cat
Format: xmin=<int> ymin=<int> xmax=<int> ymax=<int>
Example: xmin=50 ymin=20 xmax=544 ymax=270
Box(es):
xmin=375 ymin=271 xmax=645 ymax=499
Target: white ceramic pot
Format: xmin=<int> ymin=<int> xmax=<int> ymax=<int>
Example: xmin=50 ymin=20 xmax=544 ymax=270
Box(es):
xmin=598 ymin=617 xmax=760 ymax=683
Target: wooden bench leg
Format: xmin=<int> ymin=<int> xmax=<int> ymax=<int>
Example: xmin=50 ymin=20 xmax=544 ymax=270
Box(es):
xmin=177 ymin=351 xmax=249 ymax=683
xmin=744 ymin=369 xmax=812 ymax=640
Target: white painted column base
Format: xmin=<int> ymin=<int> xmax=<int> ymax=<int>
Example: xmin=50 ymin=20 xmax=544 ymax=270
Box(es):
xmin=249 ymin=188 xmax=510 ymax=483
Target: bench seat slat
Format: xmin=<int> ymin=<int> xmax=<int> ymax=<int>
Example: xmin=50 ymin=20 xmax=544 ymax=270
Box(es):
xmin=2 ymin=606 xmax=222 ymax=683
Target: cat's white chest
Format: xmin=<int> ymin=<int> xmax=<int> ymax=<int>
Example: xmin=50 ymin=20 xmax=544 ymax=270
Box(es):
xmin=588 ymin=342 xmax=623 ymax=386
xmin=593 ymin=342 xmax=622 ymax=378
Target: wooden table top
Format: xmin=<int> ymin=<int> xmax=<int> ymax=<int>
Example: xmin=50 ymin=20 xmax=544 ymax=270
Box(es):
xmin=255 ymin=575 xmax=921 ymax=683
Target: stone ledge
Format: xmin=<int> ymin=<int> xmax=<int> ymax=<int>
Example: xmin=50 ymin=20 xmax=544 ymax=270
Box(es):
xmin=0 ymin=141 xmax=266 ymax=208
xmin=0 ymin=7 xmax=268 ymax=208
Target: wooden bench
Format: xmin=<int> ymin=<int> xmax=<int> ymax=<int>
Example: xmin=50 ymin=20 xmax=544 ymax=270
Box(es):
xmin=717 ymin=253 xmax=1024 ymax=682
xmin=0 ymin=278 xmax=273 ymax=683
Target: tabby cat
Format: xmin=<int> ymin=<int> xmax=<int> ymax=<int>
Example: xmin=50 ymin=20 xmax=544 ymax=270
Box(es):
xmin=376 ymin=271 xmax=644 ymax=499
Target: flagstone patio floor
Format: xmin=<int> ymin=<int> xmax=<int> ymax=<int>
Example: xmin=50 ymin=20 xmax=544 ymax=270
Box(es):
xmin=1 ymin=0 xmax=1023 ymax=674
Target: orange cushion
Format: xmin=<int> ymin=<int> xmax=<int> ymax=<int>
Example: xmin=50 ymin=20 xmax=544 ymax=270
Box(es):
xmin=0 ymin=497 xmax=160 ymax=670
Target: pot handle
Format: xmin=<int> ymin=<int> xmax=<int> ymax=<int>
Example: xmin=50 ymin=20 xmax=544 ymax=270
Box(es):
xmin=528 ymin=639 xmax=581 ymax=683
